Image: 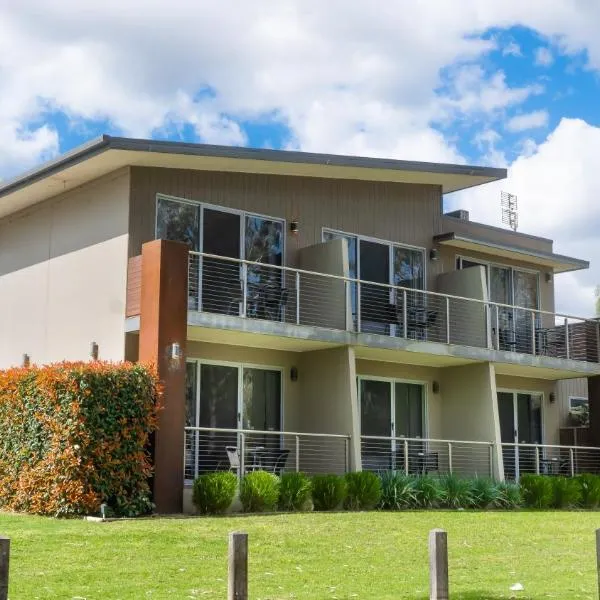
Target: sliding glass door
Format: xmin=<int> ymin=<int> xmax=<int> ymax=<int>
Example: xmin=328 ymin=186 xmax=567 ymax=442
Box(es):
xmin=359 ymin=378 xmax=425 ymax=471
xmin=185 ymin=361 xmax=282 ymax=475
xmin=155 ymin=196 xmax=285 ymax=317
xmin=323 ymin=229 xmax=425 ymax=336
xmin=498 ymin=391 xmax=542 ymax=480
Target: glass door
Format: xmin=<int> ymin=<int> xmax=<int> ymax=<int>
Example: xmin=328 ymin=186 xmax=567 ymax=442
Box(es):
xmin=359 ymin=241 xmax=391 ymax=334
xmin=244 ymin=216 xmax=284 ymax=320
xmin=395 ymin=382 xmax=425 ymax=472
xmin=242 ymin=368 xmax=282 ymax=445
xmin=498 ymin=391 xmax=543 ymax=480
xmin=198 ymin=363 xmax=239 ymax=472
xmin=201 ymin=208 xmax=242 ymax=315
xmin=360 ymin=379 xmax=393 ymax=471
xmin=490 ymin=266 xmax=515 ymax=351
xmin=513 ymin=270 xmax=539 ymax=354
xmin=498 ymin=391 xmax=517 ymax=480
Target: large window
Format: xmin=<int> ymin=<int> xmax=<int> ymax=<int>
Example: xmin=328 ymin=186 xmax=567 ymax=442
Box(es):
xmin=323 ymin=229 xmax=425 ymax=334
xmin=156 ymin=196 xmax=284 ymax=314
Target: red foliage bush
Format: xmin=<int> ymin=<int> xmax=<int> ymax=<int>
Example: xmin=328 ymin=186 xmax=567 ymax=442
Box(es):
xmin=0 ymin=361 xmax=160 ymax=517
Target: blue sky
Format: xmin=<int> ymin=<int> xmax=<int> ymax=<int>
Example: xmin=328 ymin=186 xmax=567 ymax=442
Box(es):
xmin=2 ymin=2 xmax=600 ymax=316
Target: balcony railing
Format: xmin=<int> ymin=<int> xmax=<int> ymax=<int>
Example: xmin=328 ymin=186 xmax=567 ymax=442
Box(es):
xmin=184 ymin=427 xmax=600 ymax=482
xmin=187 ymin=252 xmax=600 ymax=364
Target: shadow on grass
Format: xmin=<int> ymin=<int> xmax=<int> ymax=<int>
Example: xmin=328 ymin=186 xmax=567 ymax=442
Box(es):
xmin=417 ymin=594 xmax=536 ymax=599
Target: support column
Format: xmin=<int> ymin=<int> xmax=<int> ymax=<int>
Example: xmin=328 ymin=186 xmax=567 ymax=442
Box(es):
xmin=588 ymin=376 xmax=600 ymax=447
xmin=139 ymin=239 xmax=188 ymax=513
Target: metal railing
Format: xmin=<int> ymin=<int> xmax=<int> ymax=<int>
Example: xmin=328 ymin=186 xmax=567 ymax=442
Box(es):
xmin=187 ymin=251 xmax=600 ymax=364
xmin=501 ymin=442 xmax=600 ymax=481
xmin=361 ymin=436 xmax=495 ymax=479
xmin=184 ymin=427 xmax=600 ymax=482
xmin=184 ymin=426 xmax=351 ymax=481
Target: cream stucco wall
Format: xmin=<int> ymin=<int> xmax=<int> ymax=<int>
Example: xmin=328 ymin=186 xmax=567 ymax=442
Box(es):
xmin=440 ymin=363 xmax=502 ymax=478
xmin=297 ymin=239 xmax=351 ymax=331
xmin=0 ymin=169 xmax=130 ymax=367
xmin=298 ymin=346 xmax=359 ymax=471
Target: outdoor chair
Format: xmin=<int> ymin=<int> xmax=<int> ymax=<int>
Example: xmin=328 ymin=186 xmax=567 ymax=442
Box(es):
xmin=270 ymin=449 xmax=290 ymax=475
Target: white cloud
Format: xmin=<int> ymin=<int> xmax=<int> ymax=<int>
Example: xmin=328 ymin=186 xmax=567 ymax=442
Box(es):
xmin=2 ymin=1 xmax=600 ymax=316
xmin=451 ymin=118 xmax=600 ymax=317
xmin=506 ymin=110 xmax=549 ymax=132
xmin=503 ymin=41 xmax=523 ymax=57
xmin=534 ymin=46 xmax=555 ymax=67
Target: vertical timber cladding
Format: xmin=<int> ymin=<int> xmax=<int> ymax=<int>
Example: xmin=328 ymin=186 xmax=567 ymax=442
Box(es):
xmin=127 ymin=166 xmax=444 ymax=285
xmin=139 ymin=239 xmax=189 ymax=513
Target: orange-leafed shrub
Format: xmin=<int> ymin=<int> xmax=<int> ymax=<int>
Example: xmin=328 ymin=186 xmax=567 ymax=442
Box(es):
xmin=0 ymin=361 xmax=160 ymax=517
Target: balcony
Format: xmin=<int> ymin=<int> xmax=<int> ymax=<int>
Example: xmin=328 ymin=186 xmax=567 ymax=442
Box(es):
xmin=180 ymin=251 xmax=600 ymax=371
xmin=183 ymin=426 xmax=600 ymax=483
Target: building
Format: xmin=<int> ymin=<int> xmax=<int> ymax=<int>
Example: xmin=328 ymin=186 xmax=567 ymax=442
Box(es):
xmin=1 ymin=135 xmax=599 ymax=513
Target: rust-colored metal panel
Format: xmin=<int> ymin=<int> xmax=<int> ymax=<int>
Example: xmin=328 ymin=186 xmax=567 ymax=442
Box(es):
xmin=139 ymin=239 xmax=188 ymax=513
xmin=125 ymin=255 xmax=142 ymax=317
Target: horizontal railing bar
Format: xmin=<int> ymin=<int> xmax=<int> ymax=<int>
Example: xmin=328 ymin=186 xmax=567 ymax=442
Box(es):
xmin=189 ymin=251 xmax=595 ymax=324
xmin=500 ymin=442 xmax=600 ymax=451
xmin=184 ymin=426 xmax=351 ymax=439
xmin=361 ymin=435 xmax=493 ymax=446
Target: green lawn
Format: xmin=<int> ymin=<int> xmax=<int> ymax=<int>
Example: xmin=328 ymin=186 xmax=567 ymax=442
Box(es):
xmin=0 ymin=511 xmax=597 ymax=599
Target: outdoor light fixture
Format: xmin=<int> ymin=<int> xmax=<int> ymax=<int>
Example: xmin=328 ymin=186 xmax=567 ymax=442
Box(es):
xmin=22 ymin=353 xmax=30 ymax=368
xmin=549 ymin=392 xmax=556 ymax=404
xmin=545 ymin=272 xmax=553 ymax=283
xmin=429 ymin=248 xmax=440 ymax=261
xmin=170 ymin=342 xmax=182 ymax=360
xmin=90 ymin=341 xmax=99 ymax=360
xmin=432 ymin=381 xmax=440 ymax=394
xmin=290 ymin=366 xmax=299 ymax=381
xmin=290 ymin=221 xmax=299 ymax=235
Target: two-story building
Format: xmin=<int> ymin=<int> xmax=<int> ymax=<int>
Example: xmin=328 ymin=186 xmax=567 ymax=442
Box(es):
xmin=1 ymin=135 xmax=599 ymax=513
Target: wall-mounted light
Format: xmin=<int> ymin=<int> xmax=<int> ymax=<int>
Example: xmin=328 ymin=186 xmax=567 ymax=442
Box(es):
xmin=432 ymin=381 xmax=440 ymax=394
xmin=22 ymin=353 xmax=30 ymax=368
xmin=170 ymin=342 xmax=182 ymax=360
xmin=545 ymin=272 xmax=553 ymax=283
xmin=290 ymin=366 xmax=298 ymax=382
xmin=549 ymin=392 xmax=556 ymax=404
xmin=90 ymin=341 xmax=99 ymax=361
xmin=429 ymin=248 xmax=440 ymax=262
xmin=289 ymin=221 xmax=299 ymax=235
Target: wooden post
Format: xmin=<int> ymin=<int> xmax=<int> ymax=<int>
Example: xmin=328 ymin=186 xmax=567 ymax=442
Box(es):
xmin=596 ymin=529 xmax=600 ymax=598
xmin=228 ymin=532 xmax=248 ymax=600
xmin=429 ymin=529 xmax=449 ymax=600
xmin=0 ymin=537 xmax=9 ymax=600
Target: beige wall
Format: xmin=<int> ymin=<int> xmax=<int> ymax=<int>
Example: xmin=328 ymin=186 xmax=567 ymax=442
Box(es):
xmin=297 ymin=239 xmax=350 ymax=330
xmin=0 ymin=169 xmax=130 ymax=367
xmin=496 ymin=375 xmax=558 ymax=445
xmin=440 ymin=363 xmax=502 ymax=478
xmin=128 ymin=167 xmax=446 ymax=289
xmin=298 ymin=346 xmax=359 ymax=471
xmin=436 ymin=265 xmax=489 ymax=348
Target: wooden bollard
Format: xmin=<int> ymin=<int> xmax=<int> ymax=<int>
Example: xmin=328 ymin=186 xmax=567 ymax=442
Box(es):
xmin=429 ymin=529 xmax=449 ymax=600
xmin=0 ymin=537 xmax=9 ymax=600
xmin=596 ymin=529 xmax=600 ymax=599
xmin=228 ymin=532 xmax=248 ymax=600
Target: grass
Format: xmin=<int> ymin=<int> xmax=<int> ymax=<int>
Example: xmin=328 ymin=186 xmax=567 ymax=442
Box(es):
xmin=0 ymin=510 xmax=597 ymax=599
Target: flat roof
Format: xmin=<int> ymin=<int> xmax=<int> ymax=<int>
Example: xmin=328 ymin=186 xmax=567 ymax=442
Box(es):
xmin=0 ymin=135 xmax=507 ymax=219
xmin=434 ymin=232 xmax=589 ymax=273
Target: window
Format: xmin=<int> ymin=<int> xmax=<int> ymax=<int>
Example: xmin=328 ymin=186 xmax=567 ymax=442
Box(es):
xmin=569 ymin=396 xmax=589 ymax=427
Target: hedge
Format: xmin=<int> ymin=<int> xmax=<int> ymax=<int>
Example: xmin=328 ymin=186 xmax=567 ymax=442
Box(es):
xmin=0 ymin=361 xmax=160 ymax=517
